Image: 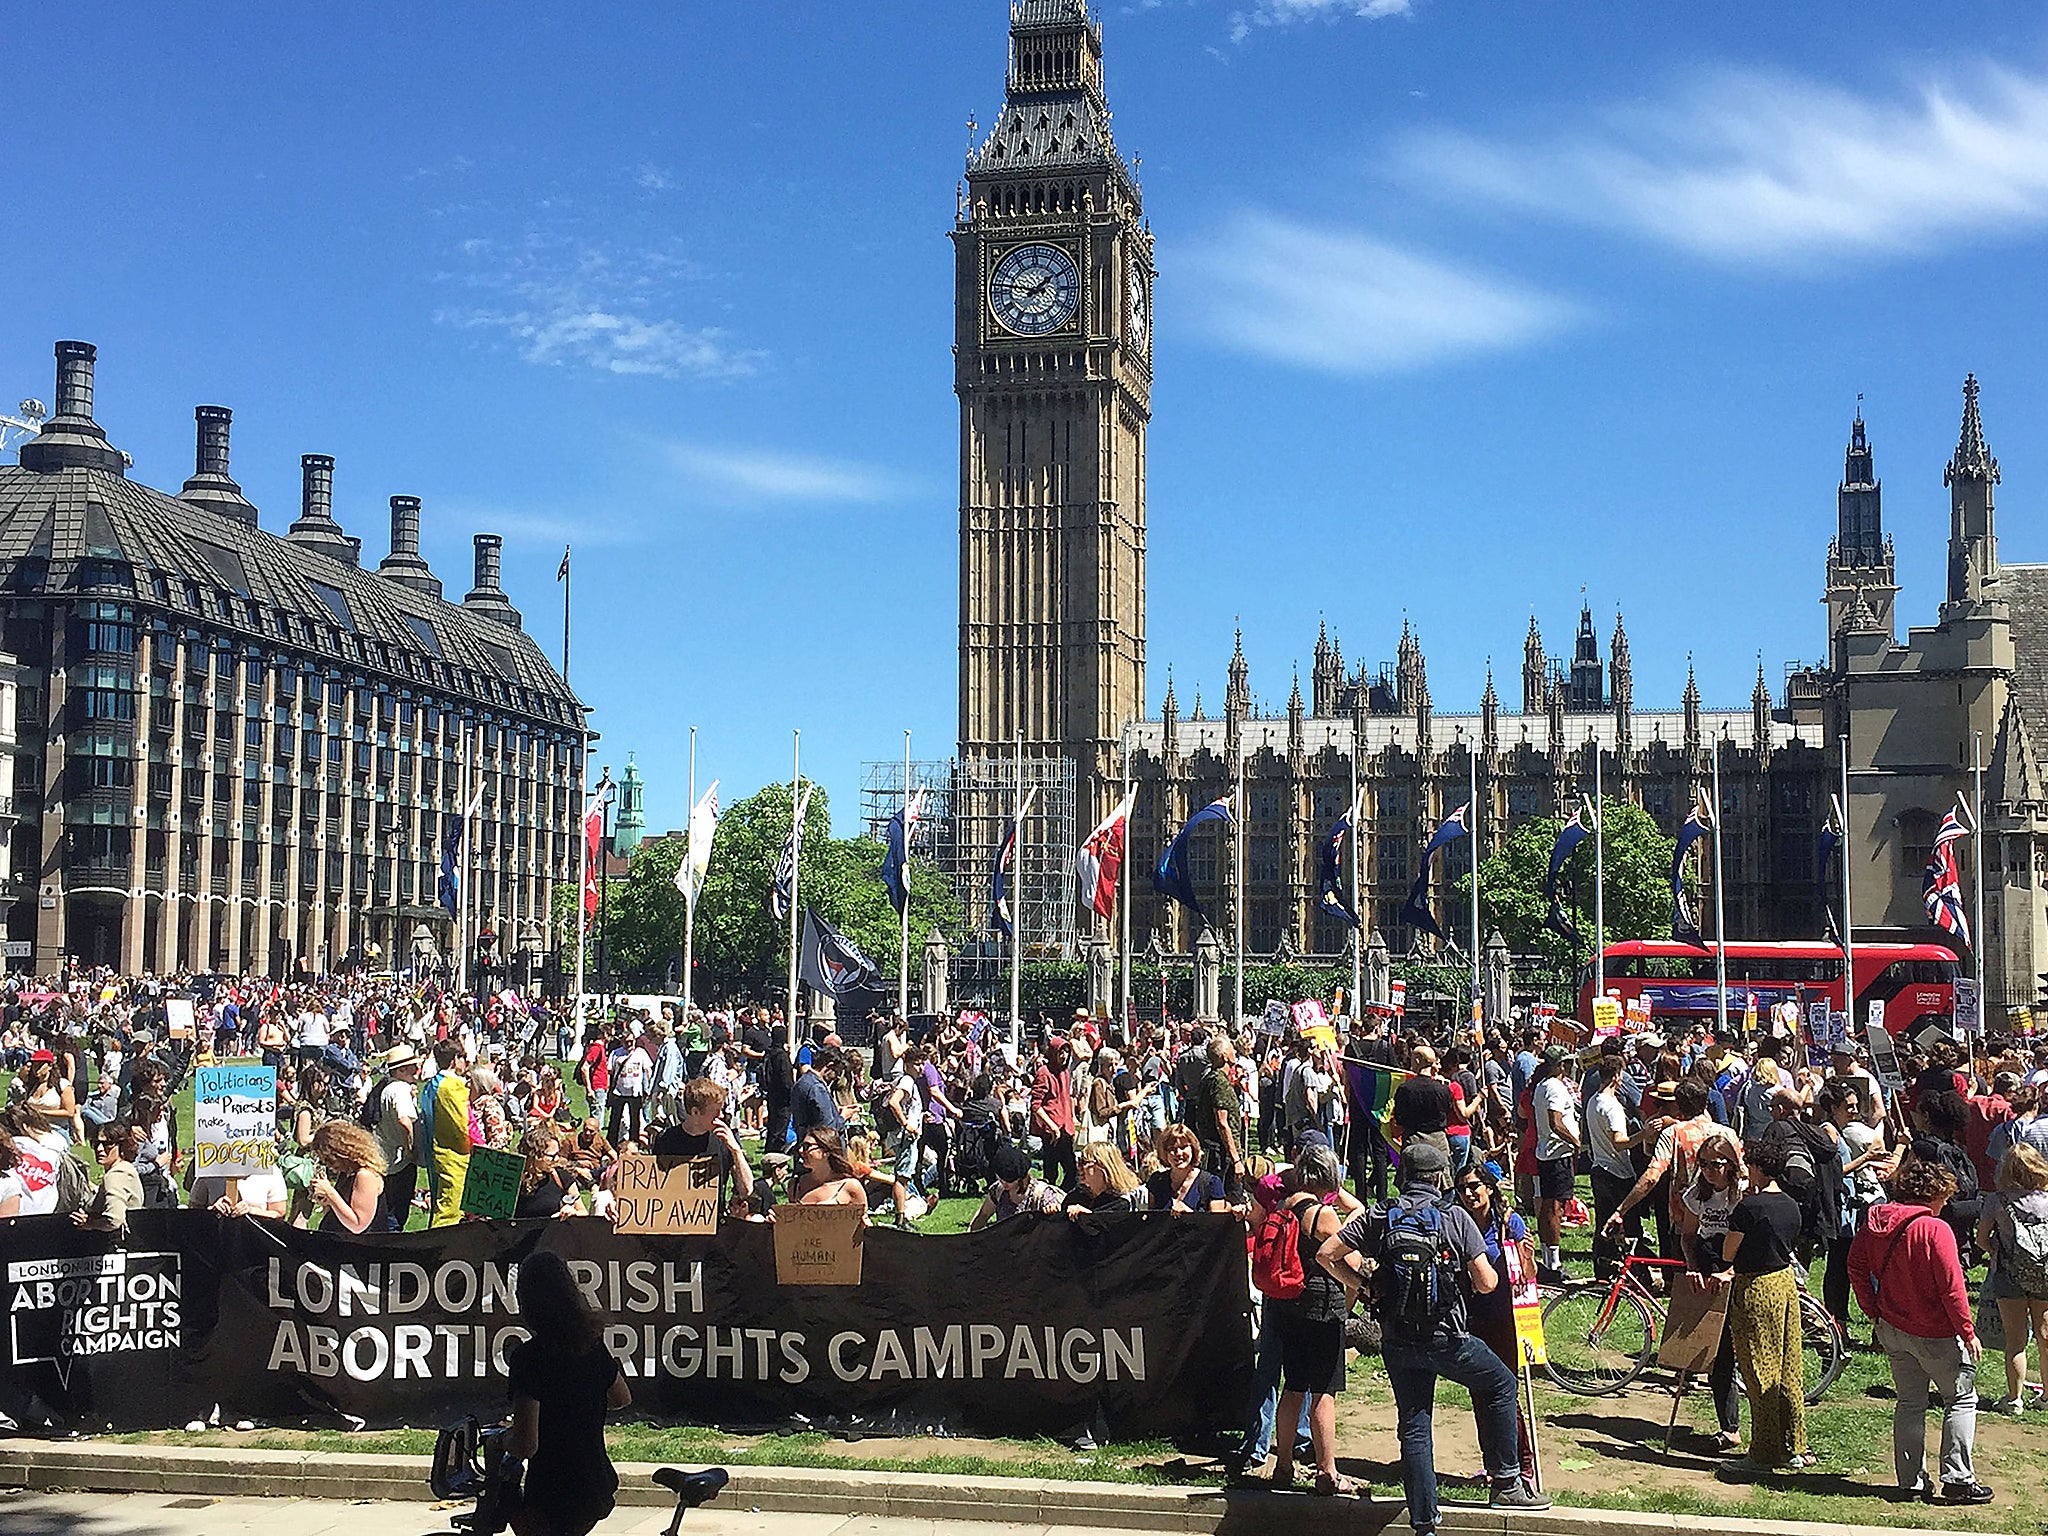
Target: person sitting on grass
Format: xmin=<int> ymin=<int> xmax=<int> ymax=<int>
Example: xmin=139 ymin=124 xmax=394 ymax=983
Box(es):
xmin=789 ymin=1127 xmax=870 ymax=1213
xmin=1066 ymin=1141 xmax=1145 ymax=1217
xmin=968 ymin=1141 xmax=1063 ymax=1230
xmin=651 ymin=1077 xmax=757 ymax=1216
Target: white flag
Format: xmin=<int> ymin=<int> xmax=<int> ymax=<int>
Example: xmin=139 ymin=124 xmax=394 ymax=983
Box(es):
xmin=675 ymin=780 xmax=721 ymax=908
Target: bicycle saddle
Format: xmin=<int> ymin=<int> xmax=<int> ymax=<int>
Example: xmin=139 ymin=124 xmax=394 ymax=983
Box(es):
xmin=654 ymin=1467 xmax=730 ymax=1507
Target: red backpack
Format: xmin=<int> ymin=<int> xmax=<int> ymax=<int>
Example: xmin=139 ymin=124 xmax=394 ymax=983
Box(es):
xmin=1251 ymin=1197 xmax=1307 ymax=1300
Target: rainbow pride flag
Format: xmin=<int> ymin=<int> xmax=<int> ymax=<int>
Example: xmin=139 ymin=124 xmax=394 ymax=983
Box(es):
xmin=1344 ymin=1060 xmax=1412 ymax=1118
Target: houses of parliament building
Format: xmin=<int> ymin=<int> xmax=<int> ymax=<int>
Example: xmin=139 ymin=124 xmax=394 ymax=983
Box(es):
xmin=954 ymin=0 xmax=2048 ymax=1012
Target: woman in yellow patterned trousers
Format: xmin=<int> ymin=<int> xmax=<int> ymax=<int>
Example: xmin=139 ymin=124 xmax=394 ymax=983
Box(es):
xmin=1715 ymin=1140 xmax=1814 ymax=1473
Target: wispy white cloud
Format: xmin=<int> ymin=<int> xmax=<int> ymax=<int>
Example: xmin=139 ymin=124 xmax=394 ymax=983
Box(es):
xmin=659 ymin=441 xmax=915 ymax=505
xmin=633 ymin=161 xmax=677 ymax=193
xmin=1184 ymin=212 xmax=1579 ymax=373
xmin=1396 ymin=62 xmax=2048 ymax=267
xmin=1230 ymin=0 xmax=1410 ymax=44
xmin=435 ymin=226 xmax=765 ymax=379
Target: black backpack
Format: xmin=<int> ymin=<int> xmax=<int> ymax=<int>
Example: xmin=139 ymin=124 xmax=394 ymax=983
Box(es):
xmin=954 ymin=1110 xmax=1006 ymax=1184
xmin=1375 ymin=1196 xmax=1463 ymax=1339
xmin=356 ymin=1074 xmax=392 ymax=1132
xmin=1746 ymin=1118 xmax=1840 ymax=1248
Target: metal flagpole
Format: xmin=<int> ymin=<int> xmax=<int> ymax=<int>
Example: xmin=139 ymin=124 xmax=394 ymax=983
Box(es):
xmin=898 ymin=730 xmax=912 ymax=1023
xmin=1840 ymin=735 xmax=1855 ymax=1026
xmin=1233 ymin=741 xmax=1246 ymax=1028
xmin=682 ymin=726 xmax=697 ymax=1022
xmin=786 ymin=731 xmax=801 ymax=1058
xmin=1468 ymin=737 xmax=1481 ymax=1029
xmin=1711 ymin=742 xmax=1728 ymax=1040
xmin=1010 ymin=731 xmax=1025 ymax=1058
xmin=1349 ymin=752 xmax=1362 ymax=1015
xmin=456 ymin=725 xmax=472 ymax=997
xmin=1593 ymin=738 xmax=1605 ymax=1006
xmin=573 ymin=742 xmax=588 ymax=1019
xmin=1972 ymin=733 xmax=1986 ymax=1026
xmin=1120 ymin=724 xmax=1133 ymax=1038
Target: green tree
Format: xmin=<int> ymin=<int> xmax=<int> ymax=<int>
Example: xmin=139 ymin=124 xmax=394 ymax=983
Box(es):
xmin=1453 ymin=798 xmax=1675 ymax=984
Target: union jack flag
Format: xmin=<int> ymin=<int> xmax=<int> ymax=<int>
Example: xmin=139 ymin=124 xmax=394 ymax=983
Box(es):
xmin=1922 ymin=810 xmax=1971 ymax=945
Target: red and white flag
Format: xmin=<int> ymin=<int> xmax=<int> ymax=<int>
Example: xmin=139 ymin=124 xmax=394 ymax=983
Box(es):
xmin=583 ymin=801 xmax=604 ymax=916
xmin=1075 ymin=785 xmax=1139 ymax=921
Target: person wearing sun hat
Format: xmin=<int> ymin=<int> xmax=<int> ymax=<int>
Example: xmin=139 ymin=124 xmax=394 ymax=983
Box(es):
xmin=372 ymin=1043 xmax=424 ymax=1230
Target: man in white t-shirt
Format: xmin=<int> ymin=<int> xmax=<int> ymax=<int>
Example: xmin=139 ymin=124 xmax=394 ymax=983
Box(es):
xmin=1584 ymin=1052 xmax=1645 ymax=1277
xmin=1531 ymin=1046 xmax=1582 ymax=1282
xmin=294 ymin=1006 xmax=329 ymax=1074
xmin=607 ymin=1029 xmax=654 ymax=1145
xmin=375 ymin=1045 xmax=424 ymax=1231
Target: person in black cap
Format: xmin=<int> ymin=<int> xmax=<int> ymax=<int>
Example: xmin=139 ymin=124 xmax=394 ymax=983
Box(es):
xmin=1318 ymin=1138 xmax=1548 ymax=1532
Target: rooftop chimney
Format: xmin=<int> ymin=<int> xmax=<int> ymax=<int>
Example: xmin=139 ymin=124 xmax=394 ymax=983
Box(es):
xmin=462 ymin=532 xmax=523 ymax=629
xmin=18 ymin=340 xmax=128 ymax=474
xmin=285 ymin=453 xmax=363 ymax=565
xmin=178 ymin=405 xmax=259 ymax=527
xmin=377 ymin=494 xmax=443 ymax=598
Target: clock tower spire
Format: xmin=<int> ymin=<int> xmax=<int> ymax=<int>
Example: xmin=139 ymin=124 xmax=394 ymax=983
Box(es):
xmin=956 ymin=0 xmax=1150 ymax=851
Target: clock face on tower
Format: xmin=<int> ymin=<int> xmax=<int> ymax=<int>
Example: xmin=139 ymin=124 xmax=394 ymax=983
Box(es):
xmin=1127 ymin=256 xmax=1148 ymax=350
xmin=989 ymin=243 xmax=1080 ymax=336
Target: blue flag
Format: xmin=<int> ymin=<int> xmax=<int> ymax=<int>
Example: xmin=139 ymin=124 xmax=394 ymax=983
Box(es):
xmin=1671 ymin=798 xmax=1711 ymax=946
xmin=799 ymin=907 xmax=882 ymax=998
xmin=1399 ymin=804 xmax=1468 ymax=941
xmin=436 ymin=817 xmax=463 ymax=916
xmin=882 ymin=788 xmax=926 ymax=917
xmin=1543 ymin=808 xmax=1591 ymax=948
xmin=991 ymin=813 xmax=1019 ymax=939
xmin=1154 ymin=796 xmax=1234 ymax=923
xmin=1316 ymin=807 xmax=1360 ymax=927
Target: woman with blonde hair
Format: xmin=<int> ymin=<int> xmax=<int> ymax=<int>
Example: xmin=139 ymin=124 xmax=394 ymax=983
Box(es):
xmin=1068 ymin=1141 xmax=1145 ymax=1216
xmin=1145 ymin=1123 xmax=1230 ymax=1212
xmin=308 ymin=1120 xmax=388 ymax=1234
xmin=1976 ymin=1142 xmax=2048 ymax=1413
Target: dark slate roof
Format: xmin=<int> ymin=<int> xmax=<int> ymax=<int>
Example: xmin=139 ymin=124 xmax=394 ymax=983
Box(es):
xmin=0 ymin=461 xmax=582 ymax=726
xmin=1012 ymin=0 xmax=1091 ymax=26
xmin=2002 ymin=562 xmax=2048 ymax=735
xmin=972 ymin=93 xmax=1122 ymax=177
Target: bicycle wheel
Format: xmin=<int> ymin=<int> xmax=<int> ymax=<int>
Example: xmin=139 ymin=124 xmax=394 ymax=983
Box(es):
xmin=1799 ymin=1292 xmax=1847 ymax=1404
xmin=1542 ymin=1282 xmax=1655 ymax=1395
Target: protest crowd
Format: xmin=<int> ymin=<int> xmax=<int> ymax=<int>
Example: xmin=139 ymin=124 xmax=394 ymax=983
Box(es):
xmin=6 ymin=961 xmax=2048 ymax=1535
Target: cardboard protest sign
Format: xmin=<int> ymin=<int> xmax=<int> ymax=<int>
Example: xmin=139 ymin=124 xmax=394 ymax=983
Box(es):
xmin=460 ymin=1146 xmax=525 ymax=1221
xmin=1261 ymin=999 xmax=1289 ymax=1036
xmin=192 ymin=1066 xmax=276 ymax=1177
xmin=774 ymin=1201 xmax=866 ymax=1286
xmin=1953 ymin=979 xmax=1981 ymax=1035
xmin=611 ymin=1152 xmax=720 ymax=1235
xmin=1503 ymin=1242 xmax=1546 ymax=1367
xmin=1866 ymin=1023 xmax=1906 ymax=1092
xmin=1591 ymin=997 xmax=1621 ymax=1040
xmin=1291 ymin=998 xmax=1330 ymax=1034
xmin=1656 ymin=1278 xmax=1730 ymax=1374
xmin=165 ymin=998 xmax=197 ymax=1041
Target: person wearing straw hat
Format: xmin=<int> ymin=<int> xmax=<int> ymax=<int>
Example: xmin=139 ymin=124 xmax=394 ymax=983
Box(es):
xmin=372 ymin=1043 xmax=424 ymax=1231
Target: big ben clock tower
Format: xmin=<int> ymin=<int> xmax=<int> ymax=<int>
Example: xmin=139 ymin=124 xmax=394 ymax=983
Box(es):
xmin=956 ymin=0 xmax=1150 ymax=845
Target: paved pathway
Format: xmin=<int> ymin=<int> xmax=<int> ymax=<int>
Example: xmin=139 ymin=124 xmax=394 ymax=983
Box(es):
xmin=0 ymin=1491 xmax=1061 ymax=1536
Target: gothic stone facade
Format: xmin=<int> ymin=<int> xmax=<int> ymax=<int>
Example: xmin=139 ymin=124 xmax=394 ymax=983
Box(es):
xmin=1 ymin=341 xmax=585 ymax=976
xmin=1833 ymin=377 xmax=2048 ymax=1012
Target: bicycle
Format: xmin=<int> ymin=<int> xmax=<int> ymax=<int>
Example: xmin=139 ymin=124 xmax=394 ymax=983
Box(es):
xmin=1542 ymin=1237 xmax=1846 ymax=1405
xmin=430 ymin=1415 xmax=729 ymax=1536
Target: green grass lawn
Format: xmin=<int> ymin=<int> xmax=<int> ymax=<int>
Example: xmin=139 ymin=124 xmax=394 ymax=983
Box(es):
xmin=25 ymin=1069 xmax=2048 ymax=1531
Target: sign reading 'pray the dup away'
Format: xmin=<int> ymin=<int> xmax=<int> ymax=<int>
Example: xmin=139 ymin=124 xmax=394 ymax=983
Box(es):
xmin=611 ymin=1153 xmax=720 ymax=1236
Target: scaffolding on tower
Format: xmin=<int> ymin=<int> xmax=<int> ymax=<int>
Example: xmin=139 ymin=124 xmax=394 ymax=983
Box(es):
xmin=862 ymin=753 xmax=1078 ymax=1005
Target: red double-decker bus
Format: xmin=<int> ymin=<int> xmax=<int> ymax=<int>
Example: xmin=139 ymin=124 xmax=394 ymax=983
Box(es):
xmin=1575 ymin=939 xmax=1959 ymax=1037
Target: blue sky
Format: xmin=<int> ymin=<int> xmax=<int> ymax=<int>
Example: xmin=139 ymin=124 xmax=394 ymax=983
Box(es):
xmin=8 ymin=1 xmax=2048 ymax=833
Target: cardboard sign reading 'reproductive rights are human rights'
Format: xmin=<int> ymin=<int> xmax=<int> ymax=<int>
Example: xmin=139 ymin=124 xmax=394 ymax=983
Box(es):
xmin=611 ymin=1153 xmax=721 ymax=1236
xmin=773 ymin=1201 xmax=866 ymax=1286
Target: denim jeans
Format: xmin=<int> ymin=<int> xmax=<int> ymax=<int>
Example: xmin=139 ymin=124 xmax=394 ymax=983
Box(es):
xmin=1239 ymin=1312 xmax=1313 ymax=1464
xmin=1382 ymin=1330 xmax=1523 ymax=1532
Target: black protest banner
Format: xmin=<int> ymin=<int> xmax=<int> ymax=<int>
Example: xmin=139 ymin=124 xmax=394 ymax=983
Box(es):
xmin=0 ymin=1210 xmax=1251 ymax=1440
